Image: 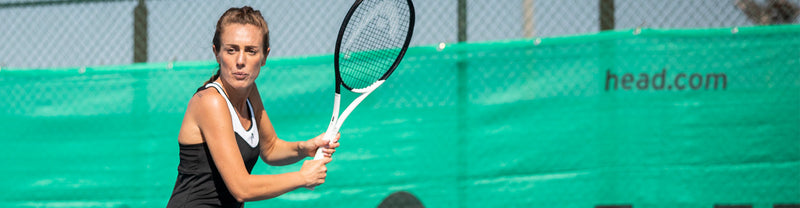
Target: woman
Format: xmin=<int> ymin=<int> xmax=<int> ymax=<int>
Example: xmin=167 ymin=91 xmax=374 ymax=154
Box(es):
xmin=167 ymin=6 xmax=339 ymax=207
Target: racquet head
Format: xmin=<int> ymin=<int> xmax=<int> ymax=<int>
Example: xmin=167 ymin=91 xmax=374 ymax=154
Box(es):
xmin=334 ymin=0 xmax=415 ymax=93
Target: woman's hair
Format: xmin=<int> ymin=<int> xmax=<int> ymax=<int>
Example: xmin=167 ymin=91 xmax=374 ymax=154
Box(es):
xmin=198 ymin=6 xmax=270 ymax=92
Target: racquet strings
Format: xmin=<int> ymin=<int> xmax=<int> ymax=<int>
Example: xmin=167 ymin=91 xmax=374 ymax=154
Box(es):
xmin=339 ymin=0 xmax=411 ymax=90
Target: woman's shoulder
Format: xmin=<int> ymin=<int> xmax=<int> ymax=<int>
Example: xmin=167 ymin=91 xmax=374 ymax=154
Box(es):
xmin=178 ymin=87 xmax=232 ymax=144
xmin=188 ymin=87 xmax=229 ymax=116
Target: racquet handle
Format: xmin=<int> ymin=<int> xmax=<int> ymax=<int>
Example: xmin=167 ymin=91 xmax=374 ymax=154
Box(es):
xmin=308 ymin=128 xmax=337 ymax=191
xmin=313 ymin=128 xmax=338 ymax=160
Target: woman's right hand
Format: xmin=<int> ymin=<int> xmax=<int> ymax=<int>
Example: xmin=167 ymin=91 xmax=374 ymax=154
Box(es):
xmin=300 ymin=157 xmax=331 ymax=189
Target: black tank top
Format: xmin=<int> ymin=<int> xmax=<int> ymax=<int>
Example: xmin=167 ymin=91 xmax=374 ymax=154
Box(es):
xmin=167 ymin=83 xmax=261 ymax=208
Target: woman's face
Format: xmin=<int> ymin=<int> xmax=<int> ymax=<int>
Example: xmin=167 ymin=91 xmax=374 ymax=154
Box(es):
xmin=215 ymin=23 xmax=268 ymax=91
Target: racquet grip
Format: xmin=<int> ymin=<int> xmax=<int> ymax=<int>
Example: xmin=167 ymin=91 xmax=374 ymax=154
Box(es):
xmin=313 ymin=129 xmax=338 ymax=160
xmin=308 ymin=129 xmax=336 ymax=191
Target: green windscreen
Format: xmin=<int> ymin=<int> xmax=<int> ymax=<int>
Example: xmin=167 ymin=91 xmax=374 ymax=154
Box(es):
xmin=1 ymin=25 xmax=798 ymax=208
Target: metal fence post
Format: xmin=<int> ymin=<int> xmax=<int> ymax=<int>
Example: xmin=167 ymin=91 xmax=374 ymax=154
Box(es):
xmin=600 ymin=0 xmax=615 ymax=31
xmin=133 ymin=0 xmax=148 ymax=63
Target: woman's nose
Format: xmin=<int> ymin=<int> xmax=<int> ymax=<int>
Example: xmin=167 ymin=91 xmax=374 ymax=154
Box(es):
xmin=236 ymin=52 xmax=245 ymax=67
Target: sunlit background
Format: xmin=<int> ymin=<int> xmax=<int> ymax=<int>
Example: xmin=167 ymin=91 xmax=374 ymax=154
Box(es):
xmin=1 ymin=0 xmax=798 ymax=207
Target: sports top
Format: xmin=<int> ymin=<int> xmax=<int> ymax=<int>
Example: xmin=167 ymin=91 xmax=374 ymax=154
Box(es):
xmin=167 ymin=82 xmax=261 ymax=208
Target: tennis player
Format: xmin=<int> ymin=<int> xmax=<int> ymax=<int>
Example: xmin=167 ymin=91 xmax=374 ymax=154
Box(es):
xmin=167 ymin=6 xmax=340 ymax=207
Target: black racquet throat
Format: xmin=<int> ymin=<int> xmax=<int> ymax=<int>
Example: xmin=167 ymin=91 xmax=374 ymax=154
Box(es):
xmin=313 ymin=0 xmax=415 ymax=161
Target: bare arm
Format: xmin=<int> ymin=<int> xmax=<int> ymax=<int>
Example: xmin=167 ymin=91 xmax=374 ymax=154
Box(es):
xmin=191 ymin=89 xmax=329 ymax=202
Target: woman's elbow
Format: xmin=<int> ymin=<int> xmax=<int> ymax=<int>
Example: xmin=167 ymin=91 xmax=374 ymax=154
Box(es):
xmin=228 ymin=182 xmax=259 ymax=202
xmin=230 ymin=189 xmax=251 ymax=203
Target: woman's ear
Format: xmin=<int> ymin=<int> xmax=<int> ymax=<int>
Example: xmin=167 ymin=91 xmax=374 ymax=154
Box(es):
xmin=261 ymin=47 xmax=270 ymax=66
xmin=212 ymin=45 xmax=219 ymax=59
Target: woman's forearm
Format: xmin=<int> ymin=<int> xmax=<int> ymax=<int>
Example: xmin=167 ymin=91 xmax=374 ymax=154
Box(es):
xmin=262 ymin=139 xmax=307 ymax=166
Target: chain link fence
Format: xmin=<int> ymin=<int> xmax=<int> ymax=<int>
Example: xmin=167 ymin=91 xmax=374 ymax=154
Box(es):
xmin=1 ymin=0 xmax=797 ymax=69
xmin=1 ymin=1 xmax=799 ymax=208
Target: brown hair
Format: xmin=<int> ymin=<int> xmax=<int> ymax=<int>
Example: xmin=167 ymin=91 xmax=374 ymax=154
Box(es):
xmin=198 ymin=6 xmax=270 ymax=92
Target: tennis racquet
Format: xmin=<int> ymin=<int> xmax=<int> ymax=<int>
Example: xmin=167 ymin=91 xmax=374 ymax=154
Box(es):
xmin=313 ymin=0 xmax=415 ymax=161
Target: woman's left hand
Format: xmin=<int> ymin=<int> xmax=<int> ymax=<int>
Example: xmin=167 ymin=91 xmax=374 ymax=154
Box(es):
xmin=303 ymin=132 xmax=340 ymax=158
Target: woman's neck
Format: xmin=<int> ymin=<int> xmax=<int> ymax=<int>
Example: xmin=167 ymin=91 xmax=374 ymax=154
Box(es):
xmin=216 ymin=80 xmax=251 ymax=114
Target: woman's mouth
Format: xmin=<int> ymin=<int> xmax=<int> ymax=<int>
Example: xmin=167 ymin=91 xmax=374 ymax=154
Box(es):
xmin=233 ymin=72 xmax=248 ymax=80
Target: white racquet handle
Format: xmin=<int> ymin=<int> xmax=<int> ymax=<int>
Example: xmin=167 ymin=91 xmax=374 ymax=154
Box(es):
xmin=307 ymin=80 xmax=385 ymax=191
xmin=313 ymin=128 xmax=338 ymax=160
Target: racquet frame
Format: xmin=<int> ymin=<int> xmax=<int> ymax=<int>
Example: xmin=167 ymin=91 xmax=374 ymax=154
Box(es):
xmin=313 ymin=0 xmax=415 ymax=161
